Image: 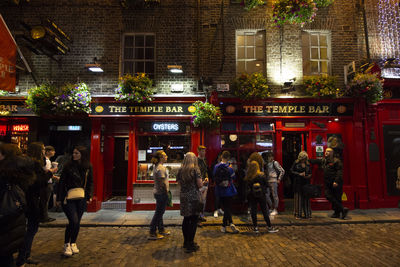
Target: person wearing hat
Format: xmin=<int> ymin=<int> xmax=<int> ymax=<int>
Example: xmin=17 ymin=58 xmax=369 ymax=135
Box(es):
xmin=310 ymin=148 xmax=349 ymax=219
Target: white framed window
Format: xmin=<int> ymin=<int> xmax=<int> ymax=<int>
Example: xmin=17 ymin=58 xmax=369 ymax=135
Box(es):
xmin=122 ymin=33 xmax=155 ymax=78
xmin=302 ymin=31 xmax=331 ymax=76
xmin=236 ymin=30 xmax=265 ymax=74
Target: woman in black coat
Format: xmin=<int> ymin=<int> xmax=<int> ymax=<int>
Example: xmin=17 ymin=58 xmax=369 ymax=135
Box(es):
xmin=291 ymin=151 xmax=312 ymax=219
xmin=0 ymin=143 xmax=36 ymax=267
xmin=57 ymin=145 xmax=93 ymax=257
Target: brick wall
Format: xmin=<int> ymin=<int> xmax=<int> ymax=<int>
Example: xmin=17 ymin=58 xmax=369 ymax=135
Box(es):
xmin=0 ymin=0 xmax=366 ymax=96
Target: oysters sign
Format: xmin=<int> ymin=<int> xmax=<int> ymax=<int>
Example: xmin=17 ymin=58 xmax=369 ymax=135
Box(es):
xmin=0 ymin=15 xmax=17 ymax=92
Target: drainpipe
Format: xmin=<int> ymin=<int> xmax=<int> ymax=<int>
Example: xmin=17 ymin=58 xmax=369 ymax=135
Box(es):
xmin=360 ymin=0 xmax=371 ymax=61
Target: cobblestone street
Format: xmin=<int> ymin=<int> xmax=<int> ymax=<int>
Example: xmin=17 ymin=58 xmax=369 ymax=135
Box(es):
xmin=25 ymin=223 xmax=400 ymax=266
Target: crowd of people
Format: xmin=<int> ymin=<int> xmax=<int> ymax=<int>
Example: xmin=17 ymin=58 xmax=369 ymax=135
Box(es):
xmin=148 ymin=145 xmax=348 ymax=253
xmin=0 ymin=142 xmax=93 ymax=267
xmin=1 ymin=140 xmax=348 ymax=264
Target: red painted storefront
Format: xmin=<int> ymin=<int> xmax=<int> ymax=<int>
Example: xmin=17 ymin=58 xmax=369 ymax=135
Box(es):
xmin=87 ymin=94 xmax=400 ymax=212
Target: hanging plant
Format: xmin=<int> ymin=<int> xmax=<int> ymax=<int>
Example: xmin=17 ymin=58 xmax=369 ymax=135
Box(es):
xmin=26 ymin=82 xmax=91 ymax=115
xmin=241 ymin=0 xmax=266 ymax=11
xmin=314 ymin=0 xmax=334 ymax=8
xmin=0 ymin=90 xmax=10 ymax=96
xmin=232 ymin=72 xmax=270 ymax=100
xmin=190 ymin=101 xmax=222 ymax=129
xmin=272 ymin=0 xmax=318 ymax=27
xmin=115 ymin=73 xmax=154 ymax=103
xmin=301 ymin=75 xmax=343 ymax=98
xmin=346 ymin=73 xmax=383 ymax=104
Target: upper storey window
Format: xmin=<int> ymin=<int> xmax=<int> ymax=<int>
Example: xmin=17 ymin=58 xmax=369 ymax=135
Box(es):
xmin=302 ymin=31 xmax=331 ymax=76
xmin=236 ymin=30 xmax=265 ymax=74
xmin=123 ymin=33 xmax=155 ymax=79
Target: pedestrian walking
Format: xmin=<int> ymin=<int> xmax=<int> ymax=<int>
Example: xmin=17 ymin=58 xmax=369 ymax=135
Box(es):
xmin=176 ymin=152 xmax=204 ymax=253
xmin=39 ymin=146 xmax=57 ymax=222
xmin=264 ymin=152 xmax=285 ymax=216
xmin=148 ymin=150 xmax=170 ymax=240
xmin=57 ymin=145 xmax=93 ymax=257
xmin=245 ymin=160 xmax=279 ymax=234
xmin=16 ymin=142 xmax=53 ymax=266
xmin=0 ymin=144 xmax=35 ymax=267
xmin=310 ymin=148 xmax=349 ymax=219
xmin=197 ymin=145 xmax=209 ymax=223
xmin=291 ymin=151 xmax=312 ymax=219
xmin=211 ymin=153 xmax=224 ymax=218
xmin=213 ymin=151 xmax=239 ymax=233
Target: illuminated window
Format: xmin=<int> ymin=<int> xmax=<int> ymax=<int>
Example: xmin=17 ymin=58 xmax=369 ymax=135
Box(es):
xmin=302 ymin=31 xmax=331 ymax=76
xmin=122 ymin=33 xmax=155 ymax=79
xmin=236 ymin=30 xmax=265 ymax=74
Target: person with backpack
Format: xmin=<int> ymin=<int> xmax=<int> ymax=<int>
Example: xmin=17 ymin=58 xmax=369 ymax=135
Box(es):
xmin=245 ymin=161 xmax=279 ymax=234
xmin=212 ymin=151 xmax=239 ymax=233
xmin=264 ymin=152 xmax=285 ymax=216
xmin=0 ymin=144 xmax=35 ymax=267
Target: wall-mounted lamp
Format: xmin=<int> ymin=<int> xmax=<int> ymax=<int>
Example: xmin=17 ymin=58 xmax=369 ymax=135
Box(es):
xmin=85 ymin=57 xmax=103 ymax=73
xmin=167 ymin=65 xmax=183 ymax=73
xmin=282 ymin=77 xmax=296 ymax=92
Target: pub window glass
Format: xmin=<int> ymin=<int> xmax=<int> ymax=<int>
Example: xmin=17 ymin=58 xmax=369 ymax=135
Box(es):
xmin=137 ymin=135 xmax=190 ymax=182
xmin=240 ymin=122 xmax=255 ymax=131
xmin=123 ymin=33 xmax=155 ymax=79
xmin=221 ymin=134 xmax=238 ymax=149
xmin=221 ymin=122 xmax=237 ymax=132
xmin=259 ymin=122 xmax=274 ymax=131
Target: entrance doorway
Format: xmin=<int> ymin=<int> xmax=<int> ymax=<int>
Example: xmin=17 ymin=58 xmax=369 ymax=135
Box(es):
xmin=112 ymin=137 xmax=128 ymax=196
xmin=282 ymin=132 xmax=308 ymax=201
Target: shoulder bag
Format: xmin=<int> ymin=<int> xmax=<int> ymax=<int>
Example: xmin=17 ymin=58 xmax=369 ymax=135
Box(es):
xmin=65 ymin=170 xmax=89 ymax=202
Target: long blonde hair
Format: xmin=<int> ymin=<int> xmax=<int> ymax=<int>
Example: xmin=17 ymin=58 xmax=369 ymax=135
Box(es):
xmin=180 ymin=152 xmax=199 ymax=181
xmin=245 ymin=161 xmax=262 ymax=181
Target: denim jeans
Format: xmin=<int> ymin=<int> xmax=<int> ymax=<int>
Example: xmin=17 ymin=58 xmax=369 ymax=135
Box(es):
xmin=16 ymin=216 xmax=39 ymax=266
xmin=266 ymin=182 xmax=279 ymax=210
xmin=150 ymin=193 xmax=168 ymax=234
xmin=62 ymin=199 xmax=86 ymax=243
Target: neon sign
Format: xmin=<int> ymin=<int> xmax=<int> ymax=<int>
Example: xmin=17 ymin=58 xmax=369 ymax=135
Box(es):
xmin=151 ymin=122 xmax=179 ymax=132
xmin=12 ymin=124 xmax=29 ymax=132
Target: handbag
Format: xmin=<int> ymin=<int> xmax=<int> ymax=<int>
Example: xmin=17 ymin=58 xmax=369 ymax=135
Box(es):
xmin=65 ymin=170 xmax=89 ymax=202
xmin=302 ymin=184 xmax=321 ymax=198
xmin=167 ymin=190 xmax=173 ymax=207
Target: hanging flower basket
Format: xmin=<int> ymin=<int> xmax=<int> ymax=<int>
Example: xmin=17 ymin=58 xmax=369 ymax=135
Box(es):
xmin=240 ymin=0 xmax=266 ymax=11
xmin=191 ymin=101 xmax=222 ymax=129
xmin=346 ymin=73 xmax=383 ymax=104
xmin=272 ymin=0 xmax=318 ymax=27
xmin=232 ymin=72 xmax=270 ymax=100
xmin=301 ymin=75 xmax=343 ymax=98
xmin=115 ymin=73 xmax=154 ymax=103
xmin=26 ymin=83 xmax=91 ymax=116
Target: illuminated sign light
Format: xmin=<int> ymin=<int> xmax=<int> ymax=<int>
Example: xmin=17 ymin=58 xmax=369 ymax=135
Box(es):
xmin=0 ymin=125 xmax=7 ymax=136
xmin=170 ymin=146 xmax=184 ymax=150
xmin=152 ymin=122 xmax=179 ymax=132
xmin=12 ymin=124 xmax=29 ymax=132
xmin=256 ymin=142 xmax=273 ymax=148
xmin=56 ymin=125 xmax=82 ymax=131
xmin=149 ymin=147 xmax=163 ymax=150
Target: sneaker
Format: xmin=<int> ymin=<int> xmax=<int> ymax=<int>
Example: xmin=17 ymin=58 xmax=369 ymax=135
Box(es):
xmin=214 ymin=210 xmax=218 ymax=218
xmin=218 ymin=208 xmax=224 ymax=215
xmin=63 ymin=243 xmax=73 ymax=257
xmin=230 ymin=223 xmax=239 ymax=233
xmin=270 ymin=209 xmax=278 ymax=216
xmin=70 ymin=243 xmax=79 ymax=254
xmin=253 ymin=227 xmax=259 ymax=233
xmin=148 ymin=233 xmax=164 ymax=240
xmin=330 ymin=213 xmax=340 ymax=218
xmin=341 ymin=208 xmax=349 ymax=219
xmin=267 ymin=227 xmax=279 ymax=233
xmin=159 ymin=230 xmax=171 ymax=236
xmin=220 ymin=226 xmax=226 ymax=233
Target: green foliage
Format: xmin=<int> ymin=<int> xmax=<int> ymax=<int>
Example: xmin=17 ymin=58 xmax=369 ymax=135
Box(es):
xmin=232 ymin=72 xmax=270 ymax=100
xmin=115 ymin=73 xmax=154 ymax=103
xmin=302 ymin=75 xmax=343 ymax=98
xmin=244 ymin=0 xmax=266 ymax=11
xmin=191 ymin=101 xmax=222 ymax=129
xmin=272 ymin=0 xmax=318 ymax=26
xmin=0 ymin=90 xmax=10 ymax=96
xmin=26 ymin=83 xmax=91 ymax=115
xmin=346 ymin=73 xmax=383 ymax=104
xmin=314 ymin=0 xmax=334 ymax=7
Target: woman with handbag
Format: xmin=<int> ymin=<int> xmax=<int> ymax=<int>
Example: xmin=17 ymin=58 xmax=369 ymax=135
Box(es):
xmin=57 ymin=146 xmax=93 ymax=257
xmin=290 ymin=151 xmax=312 ymax=219
xmin=176 ymin=152 xmax=204 ymax=253
xmin=244 ymin=161 xmax=279 ymax=234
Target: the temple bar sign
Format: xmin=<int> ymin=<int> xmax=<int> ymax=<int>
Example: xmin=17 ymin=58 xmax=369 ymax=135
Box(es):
xmin=91 ymin=103 xmax=194 ymax=116
xmin=0 ymin=15 xmax=17 ymax=92
xmin=222 ymin=102 xmax=353 ymax=117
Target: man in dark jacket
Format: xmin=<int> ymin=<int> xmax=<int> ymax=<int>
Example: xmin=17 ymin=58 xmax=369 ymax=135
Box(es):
xmin=311 ymin=148 xmax=349 ymax=219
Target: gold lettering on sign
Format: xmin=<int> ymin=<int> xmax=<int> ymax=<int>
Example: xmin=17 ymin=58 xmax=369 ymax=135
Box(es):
xmin=243 ymin=106 xmax=263 ymax=113
xmin=166 ymin=106 xmax=183 ymax=113
xmin=0 ymin=105 xmax=18 ymax=112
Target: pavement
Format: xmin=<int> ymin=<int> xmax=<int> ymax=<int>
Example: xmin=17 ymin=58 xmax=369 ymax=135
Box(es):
xmin=41 ymin=208 xmax=400 ymax=227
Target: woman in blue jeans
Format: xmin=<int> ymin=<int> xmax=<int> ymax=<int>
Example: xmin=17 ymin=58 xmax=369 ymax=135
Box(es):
xmin=57 ymin=146 xmax=93 ymax=257
xmin=149 ymin=150 xmax=170 ymax=240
